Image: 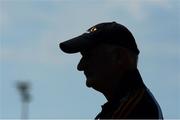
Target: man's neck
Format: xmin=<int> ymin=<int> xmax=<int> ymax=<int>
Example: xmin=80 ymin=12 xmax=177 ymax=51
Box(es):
xmin=104 ymin=69 xmax=145 ymax=102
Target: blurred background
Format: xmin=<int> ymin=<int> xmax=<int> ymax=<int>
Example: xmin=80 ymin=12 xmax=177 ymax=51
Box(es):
xmin=0 ymin=0 xmax=180 ymax=119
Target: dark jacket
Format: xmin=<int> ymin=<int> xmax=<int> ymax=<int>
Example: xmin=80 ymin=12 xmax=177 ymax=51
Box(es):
xmin=95 ymin=69 xmax=163 ymax=119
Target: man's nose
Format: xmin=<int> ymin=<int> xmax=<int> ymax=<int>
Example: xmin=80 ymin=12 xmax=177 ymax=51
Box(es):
xmin=77 ymin=58 xmax=85 ymax=71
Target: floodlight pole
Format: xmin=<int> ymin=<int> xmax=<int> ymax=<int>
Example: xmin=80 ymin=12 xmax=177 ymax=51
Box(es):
xmin=17 ymin=81 xmax=31 ymax=120
xmin=21 ymin=98 xmax=29 ymax=120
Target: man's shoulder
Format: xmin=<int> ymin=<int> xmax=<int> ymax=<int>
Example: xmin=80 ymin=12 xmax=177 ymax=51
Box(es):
xmin=112 ymin=87 xmax=163 ymax=119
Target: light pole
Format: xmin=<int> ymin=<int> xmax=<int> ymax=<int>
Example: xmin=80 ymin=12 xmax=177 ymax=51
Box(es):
xmin=17 ymin=81 xmax=31 ymax=120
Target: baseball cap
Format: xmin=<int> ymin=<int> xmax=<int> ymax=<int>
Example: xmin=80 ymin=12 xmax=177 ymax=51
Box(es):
xmin=59 ymin=22 xmax=139 ymax=55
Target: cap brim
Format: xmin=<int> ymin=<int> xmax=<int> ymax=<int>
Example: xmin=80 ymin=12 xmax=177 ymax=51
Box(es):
xmin=59 ymin=33 xmax=97 ymax=54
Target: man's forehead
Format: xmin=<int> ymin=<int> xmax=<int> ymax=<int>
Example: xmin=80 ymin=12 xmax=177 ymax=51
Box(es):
xmin=80 ymin=48 xmax=96 ymax=55
xmin=80 ymin=43 xmax=114 ymax=55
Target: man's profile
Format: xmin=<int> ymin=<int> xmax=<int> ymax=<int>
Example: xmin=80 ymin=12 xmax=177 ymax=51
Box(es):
xmin=59 ymin=22 xmax=163 ymax=119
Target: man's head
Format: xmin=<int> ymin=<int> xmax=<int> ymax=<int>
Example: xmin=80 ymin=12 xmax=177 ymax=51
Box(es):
xmin=59 ymin=22 xmax=139 ymax=93
xmin=77 ymin=43 xmax=138 ymax=92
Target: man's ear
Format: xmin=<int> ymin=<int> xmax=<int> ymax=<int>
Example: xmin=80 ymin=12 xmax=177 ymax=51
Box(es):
xmin=124 ymin=49 xmax=137 ymax=70
xmin=109 ymin=46 xmax=137 ymax=70
xmin=113 ymin=47 xmax=134 ymax=70
xmin=111 ymin=47 xmax=125 ymax=65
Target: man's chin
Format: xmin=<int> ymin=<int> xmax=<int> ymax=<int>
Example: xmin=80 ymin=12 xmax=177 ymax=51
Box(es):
xmin=86 ymin=78 xmax=102 ymax=93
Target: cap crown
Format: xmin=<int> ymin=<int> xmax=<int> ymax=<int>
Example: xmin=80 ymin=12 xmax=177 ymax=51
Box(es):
xmin=86 ymin=22 xmax=139 ymax=54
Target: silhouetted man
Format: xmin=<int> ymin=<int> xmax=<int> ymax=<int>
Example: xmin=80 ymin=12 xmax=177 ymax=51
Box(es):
xmin=59 ymin=22 xmax=163 ymax=119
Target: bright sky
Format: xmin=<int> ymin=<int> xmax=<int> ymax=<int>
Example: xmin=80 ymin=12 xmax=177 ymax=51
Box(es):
xmin=0 ymin=0 xmax=180 ymax=119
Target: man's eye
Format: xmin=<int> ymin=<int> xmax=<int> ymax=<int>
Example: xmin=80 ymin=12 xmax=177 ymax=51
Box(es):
xmin=84 ymin=55 xmax=90 ymax=59
xmin=81 ymin=52 xmax=91 ymax=56
xmin=82 ymin=53 xmax=93 ymax=60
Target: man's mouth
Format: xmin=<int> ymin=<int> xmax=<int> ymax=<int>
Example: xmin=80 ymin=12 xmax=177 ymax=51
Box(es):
xmin=84 ymin=71 xmax=94 ymax=78
xmin=84 ymin=72 xmax=94 ymax=87
xmin=84 ymin=71 xmax=90 ymax=77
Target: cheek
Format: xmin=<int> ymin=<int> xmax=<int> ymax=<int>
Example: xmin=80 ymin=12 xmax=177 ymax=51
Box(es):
xmin=94 ymin=62 xmax=114 ymax=77
xmin=89 ymin=55 xmax=114 ymax=77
